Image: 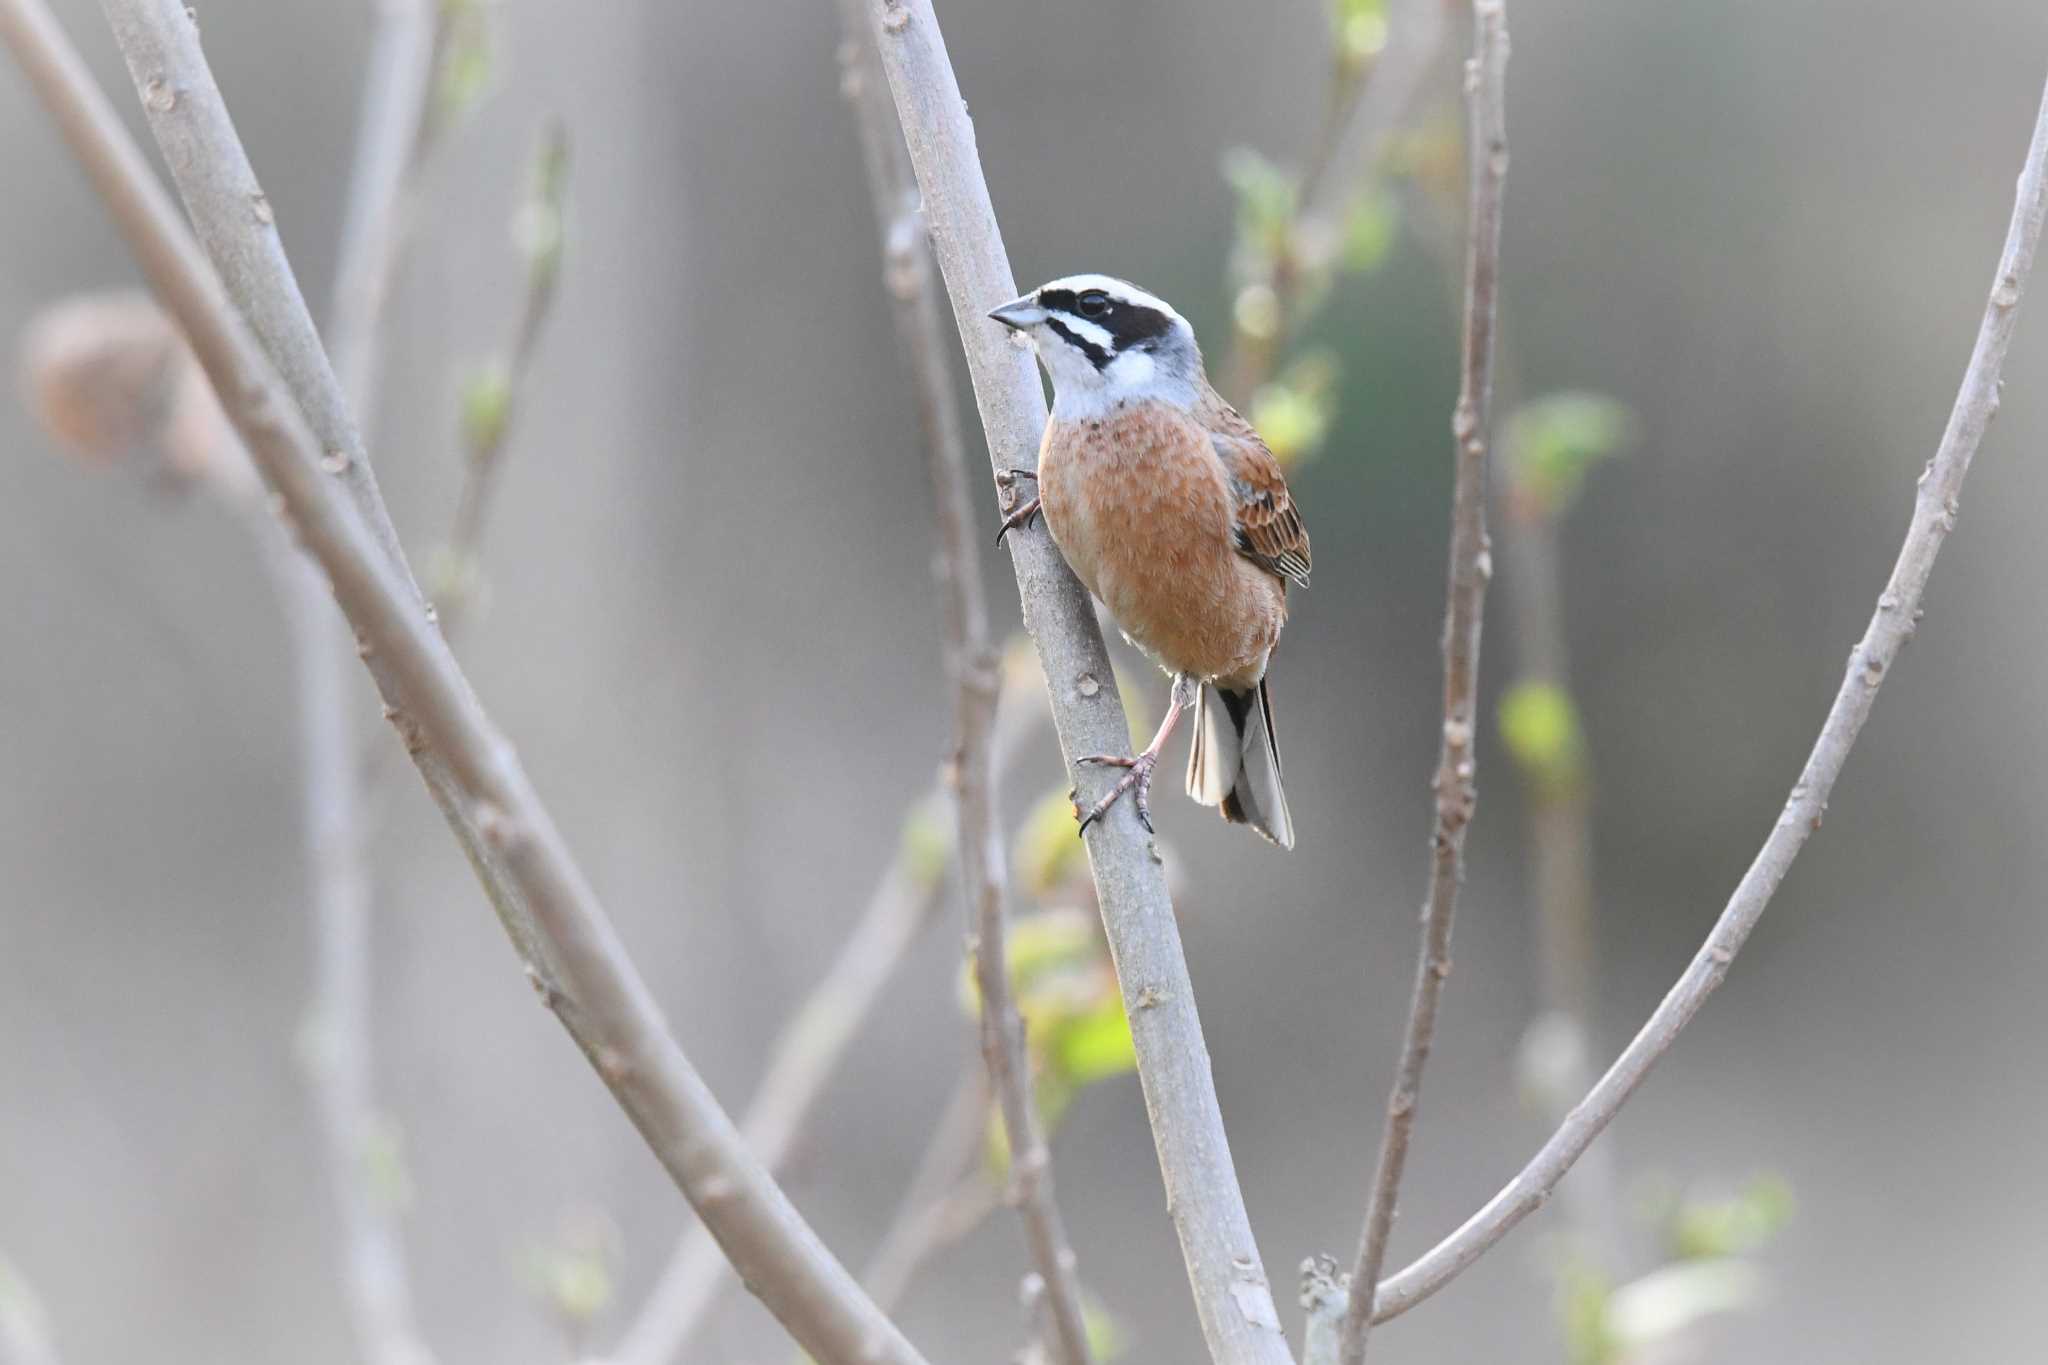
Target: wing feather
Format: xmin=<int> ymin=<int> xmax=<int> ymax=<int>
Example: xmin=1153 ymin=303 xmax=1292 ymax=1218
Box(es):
xmin=1200 ymin=394 xmax=1312 ymax=588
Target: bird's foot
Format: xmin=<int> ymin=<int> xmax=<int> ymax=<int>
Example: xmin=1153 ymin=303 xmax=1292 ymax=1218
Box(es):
xmin=1073 ymin=749 xmax=1159 ymax=835
xmin=995 ymin=494 xmax=1041 ymax=546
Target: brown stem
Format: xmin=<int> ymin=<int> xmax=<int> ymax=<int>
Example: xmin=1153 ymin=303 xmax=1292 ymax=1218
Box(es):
xmin=0 ymin=4 xmax=929 ymax=1361
xmin=1337 ymin=5 xmax=1508 ymax=1361
xmin=1370 ymin=53 xmax=2048 ymax=1330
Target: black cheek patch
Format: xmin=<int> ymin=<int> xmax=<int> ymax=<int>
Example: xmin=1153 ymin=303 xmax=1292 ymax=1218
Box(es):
xmin=1046 ymin=317 xmax=1113 ymax=370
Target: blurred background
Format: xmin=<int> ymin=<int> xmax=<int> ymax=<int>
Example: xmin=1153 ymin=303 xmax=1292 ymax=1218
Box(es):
xmin=4 ymin=0 xmax=2047 ymax=1361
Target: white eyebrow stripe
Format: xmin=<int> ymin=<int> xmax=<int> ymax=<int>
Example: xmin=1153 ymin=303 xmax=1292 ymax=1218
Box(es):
xmin=1047 ymin=312 xmax=1115 ymax=352
xmin=1039 ymin=273 xmax=1181 ymax=322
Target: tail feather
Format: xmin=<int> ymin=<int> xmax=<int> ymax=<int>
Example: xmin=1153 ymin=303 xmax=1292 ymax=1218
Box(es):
xmin=1185 ymin=679 xmax=1295 ymax=850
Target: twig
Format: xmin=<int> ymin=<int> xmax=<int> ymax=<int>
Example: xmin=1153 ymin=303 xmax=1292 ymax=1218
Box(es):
xmin=861 ymin=1066 xmax=998 ymax=1314
xmin=839 ymin=2 xmax=1097 ymax=1365
xmin=282 ymin=5 xmax=444 ymax=1363
xmin=862 ymin=2 xmax=1292 ymax=1360
xmin=1223 ymin=0 xmax=1449 ymax=403
xmin=1369 ymin=57 xmax=2048 ymax=1328
xmin=1336 ymin=5 xmax=1507 ymax=1361
xmin=3 ymin=5 xmax=929 ymax=1361
xmin=439 ymin=119 xmax=568 ymax=625
xmin=840 ymin=7 xmax=1094 ymax=1365
xmin=326 ymin=0 xmax=439 ymax=429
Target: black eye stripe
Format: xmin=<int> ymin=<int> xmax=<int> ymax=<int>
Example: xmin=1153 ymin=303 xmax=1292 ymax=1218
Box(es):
xmin=1033 ymin=284 xmax=1177 ymax=354
xmin=1044 ymin=317 xmax=1113 ymax=370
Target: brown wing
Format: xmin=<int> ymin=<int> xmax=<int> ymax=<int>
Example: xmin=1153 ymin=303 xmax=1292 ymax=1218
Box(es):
xmin=1201 ymin=395 xmax=1312 ymax=588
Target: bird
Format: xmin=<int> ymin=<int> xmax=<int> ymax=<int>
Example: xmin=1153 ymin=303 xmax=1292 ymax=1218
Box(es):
xmin=988 ymin=274 xmax=1310 ymax=849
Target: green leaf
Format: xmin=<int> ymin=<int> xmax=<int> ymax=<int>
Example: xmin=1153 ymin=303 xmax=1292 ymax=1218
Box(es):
xmin=1503 ymin=392 xmax=1636 ymax=520
xmin=1670 ymin=1174 xmax=1795 ymax=1261
xmin=898 ymin=794 xmax=954 ymax=896
xmin=1330 ymin=0 xmax=1388 ymax=60
xmin=1555 ymin=1259 xmax=1618 ymax=1365
xmin=1051 ymin=994 xmax=1138 ymax=1086
xmin=1340 ymin=187 xmax=1400 ymax=275
xmin=1249 ymin=350 xmax=1341 ymax=468
xmin=459 ymin=362 xmax=511 ymax=457
xmin=1498 ymin=680 xmax=1587 ymax=792
xmin=1016 ymin=786 xmax=1089 ymax=900
xmin=1222 ymin=147 xmax=1300 ymax=265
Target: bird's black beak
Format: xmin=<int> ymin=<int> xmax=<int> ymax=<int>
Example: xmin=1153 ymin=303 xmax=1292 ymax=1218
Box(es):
xmin=987 ymin=296 xmax=1045 ymax=331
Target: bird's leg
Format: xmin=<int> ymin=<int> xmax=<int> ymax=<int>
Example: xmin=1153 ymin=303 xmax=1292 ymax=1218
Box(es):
xmin=1075 ymin=673 xmax=1198 ymax=836
xmin=994 ymin=467 xmax=1040 ymax=545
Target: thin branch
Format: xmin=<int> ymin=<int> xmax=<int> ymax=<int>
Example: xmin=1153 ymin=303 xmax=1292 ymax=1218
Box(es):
xmin=440 ymin=119 xmax=568 ymax=623
xmin=1 ymin=5 xmax=928 ymax=1362
xmin=862 ymin=2 xmax=1292 ymax=1360
xmin=326 ymin=0 xmax=439 ymax=426
xmin=282 ymin=5 xmax=445 ymax=1362
xmin=861 ymin=1065 xmax=998 ymax=1314
xmin=839 ymin=6 xmax=1094 ymax=1363
xmin=1296 ymin=1257 xmax=1348 ymax=1365
xmin=1369 ymin=57 xmax=2048 ymax=1328
xmin=1336 ymin=5 xmax=1507 ymax=1361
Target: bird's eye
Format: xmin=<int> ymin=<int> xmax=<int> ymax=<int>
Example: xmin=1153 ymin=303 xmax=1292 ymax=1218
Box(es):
xmin=1076 ymin=290 xmax=1110 ymax=318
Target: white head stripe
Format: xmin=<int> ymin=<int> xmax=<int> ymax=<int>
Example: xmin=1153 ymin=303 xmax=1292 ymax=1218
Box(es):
xmin=1037 ymin=274 xmax=1183 ymax=325
xmin=1048 ymin=313 xmax=1114 ymax=352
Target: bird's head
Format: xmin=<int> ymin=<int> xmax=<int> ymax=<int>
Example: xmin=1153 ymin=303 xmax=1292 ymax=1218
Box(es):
xmin=988 ymin=275 xmax=1202 ymax=419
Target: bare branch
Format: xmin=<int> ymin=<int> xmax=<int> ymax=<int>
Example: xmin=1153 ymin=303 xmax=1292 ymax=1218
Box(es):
xmin=1296 ymin=1257 xmax=1348 ymax=1365
xmin=862 ymin=2 xmax=1292 ymax=1359
xmin=839 ymin=6 xmax=1094 ymax=1363
xmin=326 ymin=0 xmax=439 ymax=424
xmin=1370 ymin=58 xmax=2048 ymax=1328
xmin=280 ymin=5 xmax=445 ymax=1361
xmin=861 ymin=1067 xmax=998 ymax=1314
xmin=607 ymin=799 xmax=949 ymax=1365
xmin=0 ymin=5 xmax=928 ymax=1361
xmin=1337 ymin=5 xmax=1507 ymax=1361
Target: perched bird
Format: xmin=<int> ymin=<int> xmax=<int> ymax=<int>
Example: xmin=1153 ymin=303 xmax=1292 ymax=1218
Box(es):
xmin=989 ymin=275 xmax=1310 ymax=849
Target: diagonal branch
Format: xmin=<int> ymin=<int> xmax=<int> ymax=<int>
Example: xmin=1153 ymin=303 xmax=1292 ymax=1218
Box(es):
xmin=1337 ymin=4 xmax=1507 ymax=1361
xmin=839 ymin=5 xmax=1094 ymax=1363
xmin=1368 ymin=55 xmax=2048 ymax=1330
xmin=0 ymin=4 xmax=928 ymax=1362
xmin=862 ymin=1 xmax=1293 ymax=1360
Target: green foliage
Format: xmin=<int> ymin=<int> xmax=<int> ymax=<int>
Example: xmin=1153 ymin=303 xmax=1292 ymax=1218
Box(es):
xmin=1503 ymin=392 xmax=1636 ymax=521
xmin=1016 ymin=787 xmax=1089 ymax=901
xmin=898 ymin=793 xmax=954 ymax=896
xmin=1666 ymin=1174 xmax=1795 ymax=1261
xmin=517 ymin=121 xmax=571 ymax=293
xmin=437 ymin=0 xmax=496 ymax=126
xmin=1556 ymin=1260 xmax=1618 ymax=1365
xmin=521 ymin=1208 xmax=620 ymax=1332
xmin=1250 ymin=351 xmax=1340 ymax=468
xmin=1330 ymin=0 xmax=1388 ymax=63
xmin=1340 ymin=187 xmax=1400 ymax=275
xmin=1499 ymin=680 xmax=1588 ymax=794
xmin=1223 ymin=147 xmax=1300 ymax=275
xmin=459 ymin=362 xmax=511 ymax=457
xmin=1085 ymin=1296 xmax=1129 ymax=1361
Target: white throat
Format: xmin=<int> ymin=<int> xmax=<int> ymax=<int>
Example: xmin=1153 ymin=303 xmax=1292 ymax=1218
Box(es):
xmin=1040 ymin=342 xmax=1199 ymax=421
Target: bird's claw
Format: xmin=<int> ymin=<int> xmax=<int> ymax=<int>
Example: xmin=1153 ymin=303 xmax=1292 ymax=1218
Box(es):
xmin=995 ymin=495 xmax=1041 ymax=546
xmin=1073 ymin=751 xmax=1157 ymax=836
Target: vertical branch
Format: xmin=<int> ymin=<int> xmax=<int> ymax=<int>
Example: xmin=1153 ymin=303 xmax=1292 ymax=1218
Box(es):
xmin=3 ymin=4 xmax=930 ymax=1361
xmin=840 ymin=7 xmax=1093 ymax=1362
xmin=862 ymin=2 xmax=1294 ymax=1360
xmin=1369 ymin=58 xmax=2048 ymax=1329
xmin=1336 ymin=5 xmax=1508 ymax=1362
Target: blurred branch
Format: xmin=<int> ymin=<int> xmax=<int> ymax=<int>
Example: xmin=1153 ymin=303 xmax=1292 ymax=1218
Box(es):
xmin=1337 ymin=5 xmax=1508 ymax=1362
xmin=1223 ymin=0 xmax=1448 ymax=403
xmin=281 ymin=5 xmax=449 ymax=1363
xmin=0 ymin=1258 xmax=61 ymax=1365
xmin=1297 ymin=1257 xmax=1348 ymax=1365
xmin=862 ymin=2 xmax=1292 ymax=1360
xmin=608 ymin=677 xmax=1042 ymax=1365
xmin=2 ymin=4 xmax=928 ymax=1362
xmin=839 ymin=6 xmax=1094 ymax=1364
xmin=438 ymin=119 xmax=569 ymax=629
xmin=1369 ymin=59 xmax=2048 ymax=1327
xmin=327 ymin=0 xmax=440 ymax=427
xmin=861 ymin=1065 xmax=998 ymax=1313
